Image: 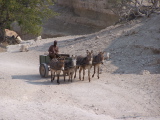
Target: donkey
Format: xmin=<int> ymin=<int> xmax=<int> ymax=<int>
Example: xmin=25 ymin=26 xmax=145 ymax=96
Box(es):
xmin=50 ymin=58 xmax=65 ymax=84
xmin=92 ymin=52 xmax=110 ymax=79
xmin=63 ymin=55 xmax=77 ymax=82
xmin=74 ymin=50 xmax=93 ymax=82
xmin=92 ymin=51 xmax=105 ymax=79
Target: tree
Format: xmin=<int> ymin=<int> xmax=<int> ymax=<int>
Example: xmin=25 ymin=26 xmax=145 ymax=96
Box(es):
xmin=0 ymin=0 xmax=57 ymax=41
xmin=107 ymin=0 xmax=160 ymax=23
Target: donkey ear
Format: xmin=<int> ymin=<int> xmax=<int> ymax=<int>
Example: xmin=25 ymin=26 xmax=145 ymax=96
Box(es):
xmin=73 ymin=55 xmax=76 ymax=59
xmin=86 ymin=50 xmax=89 ymax=54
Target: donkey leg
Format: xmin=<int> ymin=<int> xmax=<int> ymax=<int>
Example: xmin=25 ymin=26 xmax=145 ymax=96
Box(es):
xmin=92 ymin=65 xmax=96 ymax=78
xmin=88 ymin=68 xmax=91 ymax=82
xmin=79 ymin=67 xmax=82 ymax=80
xmin=57 ymin=74 xmax=60 ymax=84
xmin=63 ymin=72 xmax=66 ymax=82
xmin=64 ymin=75 xmax=66 ymax=82
xmin=97 ymin=65 xmax=100 ymax=79
xmin=82 ymin=68 xmax=85 ymax=81
xmin=71 ymin=72 xmax=73 ymax=82
xmin=74 ymin=67 xmax=77 ymax=78
xmin=68 ymin=72 xmax=71 ymax=82
xmin=51 ymin=71 xmax=55 ymax=82
xmin=53 ymin=72 xmax=55 ymax=80
xmin=51 ymin=71 xmax=53 ymax=82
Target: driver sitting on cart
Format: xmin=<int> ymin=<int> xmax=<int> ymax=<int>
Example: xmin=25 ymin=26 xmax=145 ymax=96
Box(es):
xmin=48 ymin=40 xmax=59 ymax=59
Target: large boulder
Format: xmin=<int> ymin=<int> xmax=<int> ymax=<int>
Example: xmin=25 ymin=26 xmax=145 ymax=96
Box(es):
xmin=5 ymin=29 xmax=22 ymax=44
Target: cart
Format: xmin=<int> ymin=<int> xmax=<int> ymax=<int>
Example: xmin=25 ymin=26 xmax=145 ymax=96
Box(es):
xmin=39 ymin=54 xmax=70 ymax=78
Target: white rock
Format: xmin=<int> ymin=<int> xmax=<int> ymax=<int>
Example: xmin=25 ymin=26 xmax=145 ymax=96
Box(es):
xmin=140 ymin=70 xmax=150 ymax=75
xmin=95 ymin=36 xmax=100 ymax=39
xmin=34 ymin=36 xmax=42 ymax=41
xmin=20 ymin=44 xmax=29 ymax=52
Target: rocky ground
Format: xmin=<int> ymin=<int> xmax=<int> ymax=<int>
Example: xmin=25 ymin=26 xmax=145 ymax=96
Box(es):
xmin=0 ymin=13 xmax=160 ymax=120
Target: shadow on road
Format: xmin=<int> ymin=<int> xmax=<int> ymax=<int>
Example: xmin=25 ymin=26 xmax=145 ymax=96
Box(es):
xmin=12 ymin=74 xmax=77 ymax=85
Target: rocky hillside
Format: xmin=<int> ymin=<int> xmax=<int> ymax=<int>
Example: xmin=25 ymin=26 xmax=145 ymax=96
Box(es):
xmin=56 ymin=0 xmax=118 ymax=28
xmin=55 ymin=13 xmax=160 ymax=74
xmin=10 ymin=0 xmax=119 ymax=39
xmin=5 ymin=13 xmax=160 ymax=75
xmin=41 ymin=0 xmax=119 ymax=39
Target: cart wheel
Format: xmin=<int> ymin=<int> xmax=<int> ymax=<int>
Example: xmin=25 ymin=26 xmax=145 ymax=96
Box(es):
xmin=39 ymin=63 xmax=49 ymax=78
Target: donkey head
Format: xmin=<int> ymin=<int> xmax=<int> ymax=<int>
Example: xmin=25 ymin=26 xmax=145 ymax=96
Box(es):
xmin=86 ymin=50 xmax=93 ymax=65
xmin=98 ymin=51 xmax=105 ymax=64
xmin=58 ymin=59 xmax=65 ymax=70
xmin=71 ymin=55 xmax=77 ymax=67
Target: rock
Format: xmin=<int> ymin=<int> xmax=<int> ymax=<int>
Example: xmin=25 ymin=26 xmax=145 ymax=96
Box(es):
xmin=34 ymin=36 xmax=42 ymax=42
xmin=140 ymin=70 xmax=150 ymax=75
xmin=4 ymin=29 xmax=23 ymax=44
xmin=20 ymin=44 xmax=29 ymax=52
xmin=95 ymin=36 xmax=100 ymax=39
xmin=16 ymin=36 xmax=22 ymax=44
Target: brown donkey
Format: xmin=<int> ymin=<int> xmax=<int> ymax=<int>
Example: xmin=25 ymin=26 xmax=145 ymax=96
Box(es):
xmin=92 ymin=52 xmax=110 ymax=79
xmin=50 ymin=58 xmax=65 ymax=84
xmin=74 ymin=50 xmax=93 ymax=82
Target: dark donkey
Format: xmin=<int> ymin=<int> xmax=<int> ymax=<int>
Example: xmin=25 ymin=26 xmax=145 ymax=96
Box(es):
xmin=50 ymin=58 xmax=65 ymax=84
xmin=63 ymin=55 xmax=77 ymax=82
xmin=74 ymin=50 xmax=93 ymax=82
xmin=92 ymin=51 xmax=109 ymax=79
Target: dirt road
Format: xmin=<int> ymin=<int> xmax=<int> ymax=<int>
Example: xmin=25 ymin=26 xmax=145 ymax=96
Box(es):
xmin=0 ymin=14 xmax=160 ymax=120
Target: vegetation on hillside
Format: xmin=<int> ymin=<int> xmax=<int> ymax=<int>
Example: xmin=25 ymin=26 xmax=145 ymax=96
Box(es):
xmin=0 ymin=0 xmax=159 ymax=43
xmin=0 ymin=0 xmax=57 ymax=41
xmin=107 ymin=0 xmax=160 ymax=22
